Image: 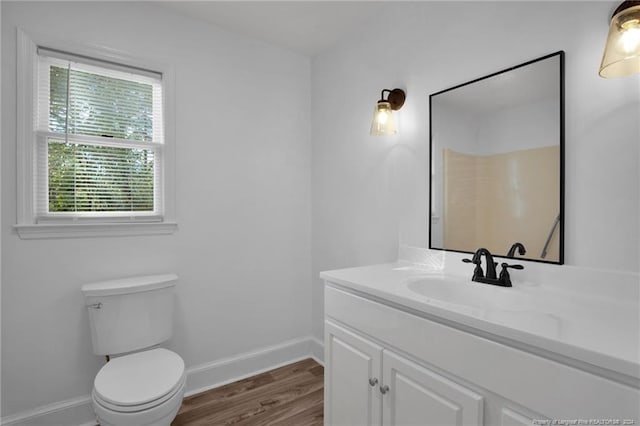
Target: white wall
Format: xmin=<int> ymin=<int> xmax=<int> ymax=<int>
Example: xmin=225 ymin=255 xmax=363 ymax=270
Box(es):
xmin=477 ymin=98 xmax=560 ymax=155
xmin=430 ymin=104 xmax=480 ymax=247
xmin=311 ymin=1 xmax=640 ymax=340
xmin=1 ymin=1 xmax=311 ymax=418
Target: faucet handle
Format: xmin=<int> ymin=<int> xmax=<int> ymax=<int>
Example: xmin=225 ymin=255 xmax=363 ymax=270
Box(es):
xmin=463 ymin=257 xmax=484 ymax=279
xmin=497 ymin=262 xmax=524 ymax=287
xmin=501 ymin=263 xmax=524 ymax=270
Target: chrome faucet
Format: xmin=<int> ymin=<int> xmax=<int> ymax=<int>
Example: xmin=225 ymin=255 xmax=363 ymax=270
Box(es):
xmin=462 ymin=247 xmax=523 ymax=287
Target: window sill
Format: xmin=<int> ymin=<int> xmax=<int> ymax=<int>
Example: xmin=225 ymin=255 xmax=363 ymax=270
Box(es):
xmin=14 ymin=222 xmax=178 ymax=240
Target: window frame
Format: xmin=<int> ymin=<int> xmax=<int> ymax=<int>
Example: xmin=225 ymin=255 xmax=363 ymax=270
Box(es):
xmin=14 ymin=29 xmax=177 ymax=239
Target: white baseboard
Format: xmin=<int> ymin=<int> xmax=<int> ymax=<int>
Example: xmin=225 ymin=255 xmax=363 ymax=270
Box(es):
xmin=1 ymin=336 xmax=325 ymax=426
xmin=184 ymin=336 xmax=321 ymax=396
xmin=309 ymin=336 xmax=325 ymax=366
xmin=0 ymin=395 xmax=96 ymax=426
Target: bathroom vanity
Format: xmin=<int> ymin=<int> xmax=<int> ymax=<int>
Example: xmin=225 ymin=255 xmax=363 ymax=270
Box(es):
xmin=321 ymin=253 xmax=640 ymax=426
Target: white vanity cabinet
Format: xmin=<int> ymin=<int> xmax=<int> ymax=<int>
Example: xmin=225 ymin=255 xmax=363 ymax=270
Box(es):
xmin=382 ymin=349 xmax=483 ymax=426
xmin=325 ymin=320 xmax=483 ymax=426
xmin=325 ymin=321 xmax=382 ymax=426
xmin=323 ymin=282 xmax=640 ymax=426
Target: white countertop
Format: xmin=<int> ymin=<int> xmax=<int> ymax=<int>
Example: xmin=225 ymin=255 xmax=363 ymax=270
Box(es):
xmin=321 ymin=259 xmax=640 ymax=381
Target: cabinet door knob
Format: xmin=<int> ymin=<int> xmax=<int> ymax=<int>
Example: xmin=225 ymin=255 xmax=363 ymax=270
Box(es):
xmin=380 ymin=385 xmax=390 ymax=394
xmin=369 ymin=377 xmax=378 ymax=386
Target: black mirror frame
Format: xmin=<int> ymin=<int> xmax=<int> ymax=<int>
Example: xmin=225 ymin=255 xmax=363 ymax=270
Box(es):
xmin=428 ymin=51 xmax=565 ymax=265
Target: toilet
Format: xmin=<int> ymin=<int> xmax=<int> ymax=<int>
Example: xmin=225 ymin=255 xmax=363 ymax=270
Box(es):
xmin=82 ymin=274 xmax=185 ymax=426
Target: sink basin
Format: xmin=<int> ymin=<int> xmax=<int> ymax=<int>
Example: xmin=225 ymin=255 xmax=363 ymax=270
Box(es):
xmin=405 ymin=275 xmax=538 ymax=312
xmin=405 ymin=276 xmax=560 ymax=335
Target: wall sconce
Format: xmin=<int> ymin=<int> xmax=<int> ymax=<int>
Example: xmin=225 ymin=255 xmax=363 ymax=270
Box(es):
xmin=599 ymin=1 xmax=640 ymax=78
xmin=370 ymin=88 xmax=406 ymax=136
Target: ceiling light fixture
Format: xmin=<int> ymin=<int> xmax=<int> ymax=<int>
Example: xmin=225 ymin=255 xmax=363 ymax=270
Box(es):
xmin=599 ymin=1 xmax=640 ymax=78
xmin=370 ymin=88 xmax=406 ymax=136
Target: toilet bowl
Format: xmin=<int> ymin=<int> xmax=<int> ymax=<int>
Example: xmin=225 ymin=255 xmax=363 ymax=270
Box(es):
xmin=82 ymin=274 xmax=184 ymax=426
xmin=91 ymin=348 xmax=186 ymax=426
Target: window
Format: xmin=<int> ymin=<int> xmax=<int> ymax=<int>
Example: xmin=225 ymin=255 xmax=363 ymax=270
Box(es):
xmin=36 ymin=50 xmax=164 ymax=219
xmin=15 ymin=31 xmax=176 ymax=238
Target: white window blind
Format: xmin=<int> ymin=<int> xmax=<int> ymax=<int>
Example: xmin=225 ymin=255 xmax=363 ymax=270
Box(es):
xmin=35 ymin=48 xmax=165 ymax=221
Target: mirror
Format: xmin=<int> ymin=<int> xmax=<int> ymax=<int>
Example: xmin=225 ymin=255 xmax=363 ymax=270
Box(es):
xmin=429 ymin=52 xmax=564 ymax=264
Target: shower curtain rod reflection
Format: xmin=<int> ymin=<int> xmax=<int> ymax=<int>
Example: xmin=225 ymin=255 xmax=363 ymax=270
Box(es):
xmin=541 ymin=213 xmax=560 ymax=259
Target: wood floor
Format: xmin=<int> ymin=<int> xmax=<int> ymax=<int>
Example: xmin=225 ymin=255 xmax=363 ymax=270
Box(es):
xmin=172 ymin=358 xmax=324 ymax=426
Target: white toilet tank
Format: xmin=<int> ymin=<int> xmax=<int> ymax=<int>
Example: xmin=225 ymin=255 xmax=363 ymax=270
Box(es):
xmin=82 ymin=274 xmax=178 ymax=356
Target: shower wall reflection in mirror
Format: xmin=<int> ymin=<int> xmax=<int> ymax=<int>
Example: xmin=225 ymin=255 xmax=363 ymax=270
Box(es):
xmin=429 ymin=51 xmax=564 ymax=264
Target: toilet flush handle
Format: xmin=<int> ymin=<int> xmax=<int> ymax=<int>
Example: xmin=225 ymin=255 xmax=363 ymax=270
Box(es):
xmin=86 ymin=302 xmax=102 ymax=309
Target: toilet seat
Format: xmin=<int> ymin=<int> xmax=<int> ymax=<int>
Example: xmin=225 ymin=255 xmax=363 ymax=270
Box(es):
xmin=93 ymin=373 xmax=185 ymax=413
xmin=93 ymin=348 xmax=185 ymax=413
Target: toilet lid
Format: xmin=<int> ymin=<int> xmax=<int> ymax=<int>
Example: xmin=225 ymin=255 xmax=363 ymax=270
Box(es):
xmin=94 ymin=348 xmax=185 ymax=407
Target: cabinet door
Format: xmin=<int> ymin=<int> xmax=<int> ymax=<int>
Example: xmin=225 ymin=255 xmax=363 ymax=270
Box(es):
xmin=501 ymin=407 xmax=537 ymax=426
xmin=382 ymin=350 xmax=483 ymax=426
xmin=325 ymin=320 xmax=383 ymax=426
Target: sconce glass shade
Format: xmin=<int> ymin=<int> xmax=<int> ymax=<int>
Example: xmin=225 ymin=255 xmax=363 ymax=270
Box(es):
xmin=599 ymin=2 xmax=640 ymax=78
xmin=370 ymin=101 xmax=397 ymax=136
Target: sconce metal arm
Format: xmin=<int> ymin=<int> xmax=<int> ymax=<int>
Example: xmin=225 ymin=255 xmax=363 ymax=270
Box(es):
xmin=378 ymin=88 xmax=406 ymax=110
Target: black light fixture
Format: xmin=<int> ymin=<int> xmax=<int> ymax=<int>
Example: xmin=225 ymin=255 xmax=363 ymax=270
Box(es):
xmin=599 ymin=1 xmax=640 ymax=78
xmin=370 ymin=88 xmax=406 ymax=136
